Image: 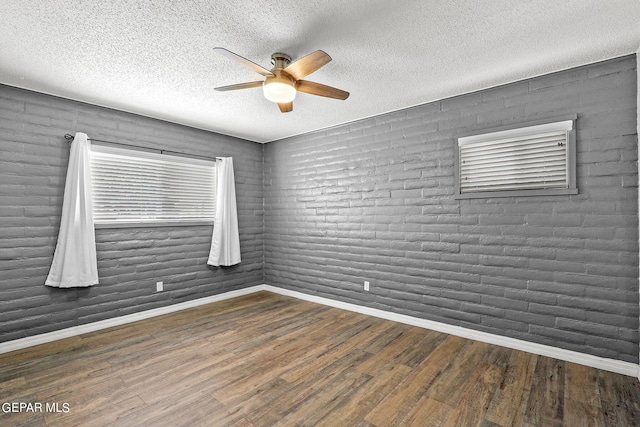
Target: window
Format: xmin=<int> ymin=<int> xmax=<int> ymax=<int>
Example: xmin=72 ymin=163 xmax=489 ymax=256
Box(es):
xmin=90 ymin=144 xmax=216 ymax=227
xmin=454 ymin=115 xmax=577 ymax=199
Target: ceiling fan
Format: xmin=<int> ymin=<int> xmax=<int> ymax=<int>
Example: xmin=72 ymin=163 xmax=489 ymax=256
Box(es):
xmin=213 ymin=47 xmax=349 ymax=113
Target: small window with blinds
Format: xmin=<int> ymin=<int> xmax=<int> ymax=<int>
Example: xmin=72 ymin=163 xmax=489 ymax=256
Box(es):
xmin=90 ymin=144 xmax=216 ymax=226
xmin=454 ymin=116 xmax=577 ymax=199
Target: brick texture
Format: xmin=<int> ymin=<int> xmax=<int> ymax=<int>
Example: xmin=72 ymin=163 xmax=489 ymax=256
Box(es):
xmin=264 ymin=56 xmax=639 ymax=363
xmin=1 ymin=56 xmax=638 ymax=364
xmin=0 ymin=86 xmax=264 ymax=342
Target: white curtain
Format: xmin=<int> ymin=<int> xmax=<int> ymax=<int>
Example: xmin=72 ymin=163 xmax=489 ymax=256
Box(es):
xmin=45 ymin=132 xmax=99 ymax=288
xmin=208 ymin=157 xmax=241 ymax=266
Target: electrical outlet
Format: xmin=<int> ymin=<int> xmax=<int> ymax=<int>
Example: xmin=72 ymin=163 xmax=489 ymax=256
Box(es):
xmin=156 ymin=281 xmax=163 ymax=292
xmin=364 ymin=281 xmax=370 ymax=291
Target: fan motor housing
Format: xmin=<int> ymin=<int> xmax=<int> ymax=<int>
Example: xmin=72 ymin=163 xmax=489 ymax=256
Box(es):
xmin=264 ymin=70 xmax=296 ymax=88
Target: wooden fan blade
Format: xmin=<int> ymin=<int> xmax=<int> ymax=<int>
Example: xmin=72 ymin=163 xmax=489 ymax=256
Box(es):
xmin=214 ymin=81 xmax=264 ymax=91
xmin=278 ymin=102 xmax=293 ymax=113
xmin=296 ymin=80 xmax=349 ymax=100
xmin=213 ymin=47 xmax=273 ymax=77
xmin=283 ymin=50 xmax=331 ymax=80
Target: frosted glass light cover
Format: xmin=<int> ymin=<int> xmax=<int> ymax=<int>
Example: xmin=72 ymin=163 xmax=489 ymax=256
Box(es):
xmin=263 ymin=81 xmax=296 ymax=103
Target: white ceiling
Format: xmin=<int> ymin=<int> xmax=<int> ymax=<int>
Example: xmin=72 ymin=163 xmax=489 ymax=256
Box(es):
xmin=1 ymin=1 xmax=639 ymax=143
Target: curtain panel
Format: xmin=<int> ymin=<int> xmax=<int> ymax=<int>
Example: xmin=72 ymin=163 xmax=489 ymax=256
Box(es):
xmin=208 ymin=157 xmax=241 ymax=267
xmin=45 ymin=132 xmax=99 ymax=288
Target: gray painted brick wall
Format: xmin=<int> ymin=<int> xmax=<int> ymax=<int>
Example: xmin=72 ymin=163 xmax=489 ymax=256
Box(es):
xmin=0 ymin=85 xmax=264 ymax=342
xmin=264 ymin=56 xmax=639 ymax=363
xmin=1 ymin=56 xmax=638 ymax=365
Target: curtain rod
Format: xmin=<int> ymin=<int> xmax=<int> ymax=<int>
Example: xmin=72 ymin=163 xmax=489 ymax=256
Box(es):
xmin=64 ymin=133 xmax=219 ymax=162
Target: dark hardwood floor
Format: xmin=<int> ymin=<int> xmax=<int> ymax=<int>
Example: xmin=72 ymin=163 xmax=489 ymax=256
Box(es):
xmin=1 ymin=291 xmax=638 ymax=426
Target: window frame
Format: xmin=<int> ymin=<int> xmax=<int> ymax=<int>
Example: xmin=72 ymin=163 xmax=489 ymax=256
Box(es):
xmin=89 ymin=143 xmax=217 ymax=229
xmin=453 ymin=114 xmax=578 ymax=200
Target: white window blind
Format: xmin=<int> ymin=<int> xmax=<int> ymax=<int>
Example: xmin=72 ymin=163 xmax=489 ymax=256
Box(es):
xmin=90 ymin=144 xmax=216 ymax=224
xmin=457 ymin=120 xmax=573 ymax=195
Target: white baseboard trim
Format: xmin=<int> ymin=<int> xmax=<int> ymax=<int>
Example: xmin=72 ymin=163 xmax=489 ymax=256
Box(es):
xmin=262 ymin=285 xmax=640 ymax=379
xmin=1 ymin=283 xmax=638 ymax=379
xmin=0 ymin=286 xmax=265 ymax=355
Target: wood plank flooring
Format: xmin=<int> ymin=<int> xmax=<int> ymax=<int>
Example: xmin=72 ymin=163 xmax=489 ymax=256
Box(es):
xmin=1 ymin=291 xmax=638 ymax=426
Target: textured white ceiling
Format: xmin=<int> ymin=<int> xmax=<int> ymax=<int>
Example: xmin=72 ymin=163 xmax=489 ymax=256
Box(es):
xmin=1 ymin=1 xmax=639 ymax=143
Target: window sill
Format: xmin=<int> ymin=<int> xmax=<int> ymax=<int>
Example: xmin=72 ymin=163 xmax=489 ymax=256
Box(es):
xmin=454 ymin=188 xmax=578 ymax=200
xmin=94 ymin=220 xmax=214 ymax=229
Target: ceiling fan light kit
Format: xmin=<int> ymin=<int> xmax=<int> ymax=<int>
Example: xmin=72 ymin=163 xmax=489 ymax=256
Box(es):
xmin=213 ymin=47 xmax=349 ymax=113
xmin=263 ymin=79 xmax=296 ymax=103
